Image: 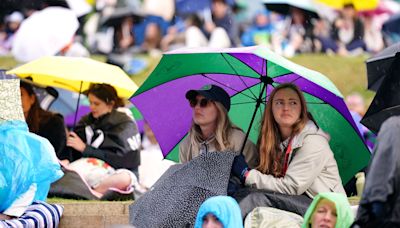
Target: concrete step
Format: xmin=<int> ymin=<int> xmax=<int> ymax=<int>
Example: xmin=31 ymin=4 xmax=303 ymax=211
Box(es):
xmin=57 ymin=201 xmax=133 ymax=228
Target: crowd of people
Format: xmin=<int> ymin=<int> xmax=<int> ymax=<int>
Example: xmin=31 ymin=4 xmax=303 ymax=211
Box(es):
xmin=1 ymin=0 xmax=400 ymax=227
xmin=182 ymin=82 xmax=397 ymax=227
xmin=1 ymin=75 xmax=399 ymax=227
xmin=1 ymin=0 xmax=400 ymax=63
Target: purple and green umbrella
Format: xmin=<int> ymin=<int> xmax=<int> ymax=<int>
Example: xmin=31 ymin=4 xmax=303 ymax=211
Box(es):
xmin=130 ymin=46 xmax=370 ymax=184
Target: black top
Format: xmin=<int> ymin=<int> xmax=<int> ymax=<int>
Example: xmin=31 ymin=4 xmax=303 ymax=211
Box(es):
xmin=71 ymin=110 xmax=141 ymax=171
xmin=37 ymin=113 xmax=69 ymax=160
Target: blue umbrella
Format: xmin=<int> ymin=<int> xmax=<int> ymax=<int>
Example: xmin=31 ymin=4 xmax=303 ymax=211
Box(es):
xmin=175 ymin=0 xmax=235 ymax=15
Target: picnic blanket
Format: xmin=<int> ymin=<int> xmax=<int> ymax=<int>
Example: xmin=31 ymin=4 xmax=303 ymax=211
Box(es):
xmin=129 ymin=151 xmax=236 ymax=227
xmin=48 ymin=165 xmax=134 ymax=201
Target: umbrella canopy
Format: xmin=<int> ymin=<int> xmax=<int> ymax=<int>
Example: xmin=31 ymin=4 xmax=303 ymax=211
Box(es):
xmin=382 ymin=14 xmax=400 ymax=43
xmin=7 ymin=56 xmax=138 ymax=98
xmin=361 ymin=54 xmax=400 ymax=134
xmin=262 ymin=0 xmax=319 ymax=18
xmin=0 ymin=79 xmax=25 ymax=123
xmin=130 ymin=46 xmax=370 ymax=184
xmin=315 ymin=0 xmax=379 ymax=11
xmin=48 ymin=88 xmax=91 ymax=127
xmin=11 ymin=7 xmax=79 ymax=63
xmin=100 ymin=7 xmax=145 ymax=27
xmin=175 ymin=0 xmax=236 ymax=16
xmin=130 ymin=151 xmax=236 ymax=227
xmin=365 ymin=42 xmax=400 ymax=91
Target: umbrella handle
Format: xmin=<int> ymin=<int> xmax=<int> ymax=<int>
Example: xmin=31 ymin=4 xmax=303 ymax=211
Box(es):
xmin=240 ymin=82 xmax=267 ymax=155
xmin=73 ymin=81 xmax=83 ymax=129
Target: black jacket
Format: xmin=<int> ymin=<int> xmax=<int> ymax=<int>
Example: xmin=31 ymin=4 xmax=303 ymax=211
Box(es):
xmin=354 ymin=116 xmax=400 ymax=227
xmin=71 ymin=110 xmax=141 ymax=171
xmin=37 ymin=113 xmax=69 ymax=160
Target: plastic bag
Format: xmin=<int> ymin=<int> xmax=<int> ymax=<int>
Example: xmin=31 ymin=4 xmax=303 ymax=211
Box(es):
xmin=0 ymin=120 xmax=63 ymax=212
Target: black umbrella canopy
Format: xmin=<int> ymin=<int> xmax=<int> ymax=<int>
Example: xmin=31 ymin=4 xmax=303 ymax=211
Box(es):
xmin=366 ymin=42 xmax=400 ymax=91
xmin=361 ymin=54 xmax=400 ymax=134
xmin=100 ymin=7 xmax=145 ymax=27
xmin=263 ymin=0 xmax=319 ymax=19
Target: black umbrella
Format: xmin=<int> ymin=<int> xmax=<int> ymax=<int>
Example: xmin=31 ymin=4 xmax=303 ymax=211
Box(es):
xmin=365 ymin=42 xmax=400 ymax=91
xmin=361 ymin=53 xmax=400 ymax=134
xmin=100 ymin=7 xmax=144 ymax=28
xmin=263 ymin=0 xmax=319 ymax=19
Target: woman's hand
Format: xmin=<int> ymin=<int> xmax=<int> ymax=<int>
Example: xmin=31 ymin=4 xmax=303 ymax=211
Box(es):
xmin=59 ymin=159 xmax=70 ymax=167
xmin=231 ymin=154 xmax=250 ymax=183
xmin=66 ymin=132 xmax=86 ymax=153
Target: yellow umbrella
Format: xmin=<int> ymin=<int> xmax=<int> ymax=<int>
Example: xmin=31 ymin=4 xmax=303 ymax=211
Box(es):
xmin=315 ymin=0 xmax=379 ymax=11
xmin=7 ymin=56 xmax=138 ymax=98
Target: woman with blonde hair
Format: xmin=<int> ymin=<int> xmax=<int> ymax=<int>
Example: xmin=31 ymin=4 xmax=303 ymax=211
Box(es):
xmin=179 ymin=84 xmax=258 ymax=168
xmin=231 ymin=83 xmax=345 ymax=216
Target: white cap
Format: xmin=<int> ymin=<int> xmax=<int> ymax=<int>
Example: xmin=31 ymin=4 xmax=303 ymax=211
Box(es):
xmin=6 ymin=11 xmax=24 ymax=23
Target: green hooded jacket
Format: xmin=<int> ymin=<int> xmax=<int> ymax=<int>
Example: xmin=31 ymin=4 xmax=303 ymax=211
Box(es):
xmin=302 ymin=192 xmax=354 ymax=228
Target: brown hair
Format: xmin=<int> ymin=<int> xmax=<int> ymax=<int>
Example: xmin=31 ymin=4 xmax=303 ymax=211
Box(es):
xmin=256 ymin=83 xmax=309 ymax=176
xmin=86 ymin=83 xmax=124 ymax=108
xmin=20 ymin=81 xmax=53 ymax=133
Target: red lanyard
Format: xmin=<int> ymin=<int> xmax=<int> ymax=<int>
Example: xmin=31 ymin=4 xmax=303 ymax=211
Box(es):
xmin=282 ymin=138 xmax=293 ymax=176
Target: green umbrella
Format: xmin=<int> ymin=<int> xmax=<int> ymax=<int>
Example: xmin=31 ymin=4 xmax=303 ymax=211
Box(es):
xmin=130 ymin=46 xmax=370 ymax=184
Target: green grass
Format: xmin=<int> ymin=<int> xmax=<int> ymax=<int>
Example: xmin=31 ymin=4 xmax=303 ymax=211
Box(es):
xmin=291 ymin=54 xmax=375 ymax=105
xmin=46 ymin=197 xmax=133 ymax=203
xmin=0 ymin=54 xmax=375 ymax=105
xmin=46 ymin=197 xmax=91 ymax=203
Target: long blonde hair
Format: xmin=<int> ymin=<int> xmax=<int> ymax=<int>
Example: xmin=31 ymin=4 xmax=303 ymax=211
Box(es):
xmin=257 ymin=83 xmax=309 ymax=176
xmin=189 ymin=102 xmax=238 ymax=152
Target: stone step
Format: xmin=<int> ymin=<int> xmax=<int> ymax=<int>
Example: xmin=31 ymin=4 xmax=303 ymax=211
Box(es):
xmin=57 ymin=201 xmax=133 ymax=228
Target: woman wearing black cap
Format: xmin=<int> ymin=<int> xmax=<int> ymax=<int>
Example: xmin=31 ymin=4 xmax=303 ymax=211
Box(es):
xmin=179 ymin=84 xmax=258 ymax=168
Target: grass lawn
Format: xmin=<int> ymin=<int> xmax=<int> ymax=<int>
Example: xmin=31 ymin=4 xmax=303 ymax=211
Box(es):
xmin=47 ymin=197 xmax=133 ymax=203
xmin=0 ymin=53 xmax=375 ymax=105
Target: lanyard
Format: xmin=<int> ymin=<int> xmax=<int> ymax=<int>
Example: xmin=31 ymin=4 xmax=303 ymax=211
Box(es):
xmin=282 ymin=138 xmax=293 ymax=176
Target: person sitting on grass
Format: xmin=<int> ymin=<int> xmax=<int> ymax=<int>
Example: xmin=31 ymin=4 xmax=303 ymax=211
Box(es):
xmin=231 ymin=83 xmax=345 ymax=216
xmin=180 ymin=84 xmax=258 ymax=168
xmin=66 ymin=83 xmax=141 ymax=197
xmin=20 ymin=79 xmax=70 ymax=161
xmin=302 ymin=192 xmax=354 ymax=228
xmin=194 ymin=195 xmax=243 ymax=228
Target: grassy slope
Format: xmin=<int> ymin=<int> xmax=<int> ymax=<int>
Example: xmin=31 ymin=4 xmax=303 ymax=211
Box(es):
xmin=292 ymin=54 xmax=375 ymax=104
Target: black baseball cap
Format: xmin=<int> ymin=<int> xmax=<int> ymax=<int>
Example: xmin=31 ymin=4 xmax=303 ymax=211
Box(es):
xmin=185 ymin=84 xmax=231 ymax=111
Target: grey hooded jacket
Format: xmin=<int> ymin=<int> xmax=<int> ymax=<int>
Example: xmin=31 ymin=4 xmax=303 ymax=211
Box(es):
xmin=245 ymin=120 xmax=346 ymax=198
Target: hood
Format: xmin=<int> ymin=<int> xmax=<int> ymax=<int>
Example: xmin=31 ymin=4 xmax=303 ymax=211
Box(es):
xmin=291 ymin=120 xmax=330 ymax=150
xmin=194 ymin=196 xmax=243 ymax=228
xmin=302 ymin=192 xmax=354 ymax=228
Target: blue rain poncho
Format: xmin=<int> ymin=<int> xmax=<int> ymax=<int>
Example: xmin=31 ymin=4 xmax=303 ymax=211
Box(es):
xmin=0 ymin=120 xmax=63 ymax=212
xmin=195 ymin=196 xmax=243 ymax=228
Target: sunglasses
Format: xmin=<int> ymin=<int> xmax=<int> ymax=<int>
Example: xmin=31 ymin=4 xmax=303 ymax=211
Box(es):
xmin=189 ymin=98 xmax=212 ymax=108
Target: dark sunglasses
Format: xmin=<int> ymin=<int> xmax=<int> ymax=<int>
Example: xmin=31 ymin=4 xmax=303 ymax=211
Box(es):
xmin=189 ymin=98 xmax=211 ymax=108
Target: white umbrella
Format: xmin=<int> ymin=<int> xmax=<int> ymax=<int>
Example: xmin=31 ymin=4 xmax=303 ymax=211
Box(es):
xmin=66 ymin=0 xmax=92 ymax=17
xmin=11 ymin=7 xmax=79 ymax=63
